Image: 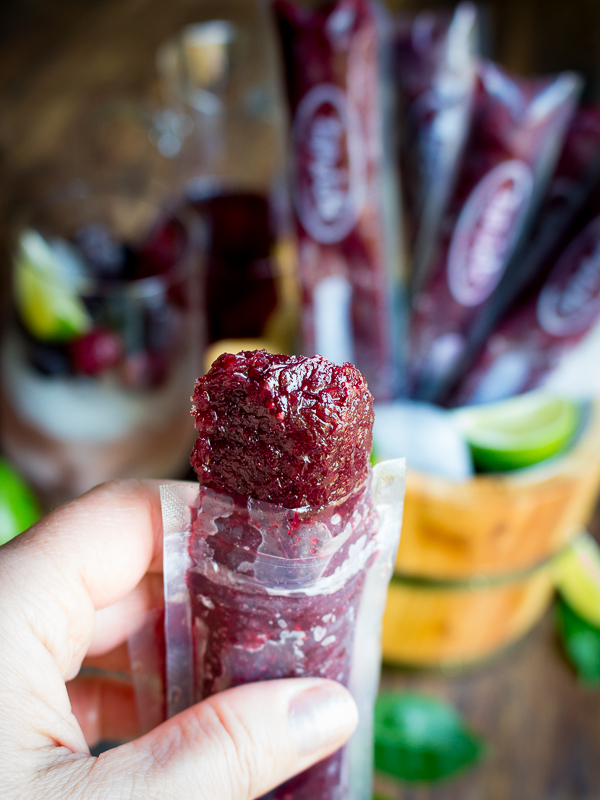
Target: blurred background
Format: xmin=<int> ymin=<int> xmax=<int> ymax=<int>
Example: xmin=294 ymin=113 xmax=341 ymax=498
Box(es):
xmin=2 ymin=1 xmax=600 ymax=798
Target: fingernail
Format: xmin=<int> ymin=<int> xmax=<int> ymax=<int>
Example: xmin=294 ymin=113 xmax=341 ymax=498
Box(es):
xmin=289 ymin=684 xmax=358 ymax=758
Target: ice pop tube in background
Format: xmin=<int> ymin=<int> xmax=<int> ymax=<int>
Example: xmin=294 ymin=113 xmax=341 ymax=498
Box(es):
xmin=451 ymin=195 xmax=600 ymax=406
xmin=407 ymin=61 xmax=581 ymax=404
xmin=458 ymin=103 xmax=600 ymax=375
xmin=394 ymin=2 xmax=479 ymax=292
xmin=494 ymin=106 xmax=600 ymax=308
xmin=273 ymin=0 xmax=407 ymax=401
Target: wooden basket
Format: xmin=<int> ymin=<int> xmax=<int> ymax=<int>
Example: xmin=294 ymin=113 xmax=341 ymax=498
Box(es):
xmin=381 ymin=564 xmax=555 ymax=667
xmin=381 ymin=403 xmax=600 ymax=667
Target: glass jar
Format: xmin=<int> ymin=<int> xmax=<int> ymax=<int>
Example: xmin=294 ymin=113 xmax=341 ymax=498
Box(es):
xmin=0 ymin=178 xmax=203 ymax=508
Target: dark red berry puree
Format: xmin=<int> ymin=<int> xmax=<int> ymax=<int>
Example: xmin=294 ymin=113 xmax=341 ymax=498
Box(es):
xmin=188 ymin=350 xmax=376 ymax=799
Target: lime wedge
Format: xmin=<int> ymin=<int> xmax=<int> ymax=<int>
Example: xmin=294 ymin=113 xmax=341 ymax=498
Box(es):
xmin=13 ymin=229 xmax=91 ymax=342
xmin=0 ymin=458 xmax=41 ymax=546
xmin=553 ymin=532 xmax=600 ymax=628
xmin=453 ymin=392 xmax=580 ymax=472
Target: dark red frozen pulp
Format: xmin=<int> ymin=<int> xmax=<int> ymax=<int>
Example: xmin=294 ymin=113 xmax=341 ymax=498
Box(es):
xmin=190 ymin=350 xmax=373 ymax=508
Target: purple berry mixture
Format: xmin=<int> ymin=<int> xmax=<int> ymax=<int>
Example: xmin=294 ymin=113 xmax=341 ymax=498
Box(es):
xmin=69 ymin=327 xmax=122 ymax=376
xmin=189 ymin=192 xmax=278 ymax=343
xmin=187 ymin=350 xmax=377 ymax=800
xmin=190 ymin=350 xmax=373 ymax=508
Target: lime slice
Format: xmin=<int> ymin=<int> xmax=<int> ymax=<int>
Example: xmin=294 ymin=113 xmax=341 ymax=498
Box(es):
xmin=13 ymin=229 xmax=91 ymax=342
xmin=0 ymin=458 xmax=41 ymax=546
xmin=553 ymin=532 xmax=600 ymax=628
xmin=453 ymin=392 xmax=580 ymax=472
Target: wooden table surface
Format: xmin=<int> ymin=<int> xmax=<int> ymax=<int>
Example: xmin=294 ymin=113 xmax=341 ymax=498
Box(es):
xmin=377 ymin=605 xmax=600 ymax=800
xmin=2 ymin=2 xmax=600 ymax=799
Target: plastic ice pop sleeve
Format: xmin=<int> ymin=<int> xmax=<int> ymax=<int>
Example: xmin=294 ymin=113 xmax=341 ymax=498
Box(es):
xmin=273 ymin=0 xmax=407 ymax=401
xmin=498 ymin=106 xmax=600 ymax=306
xmin=451 ymin=205 xmax=600 ymax=406
xmin=408 ymin=61 xmax=581 ymax=404
xmin=161 ymin=459 xmax=405 ymax=800
xmin=394 ymin=2 xmax=479 ymax=290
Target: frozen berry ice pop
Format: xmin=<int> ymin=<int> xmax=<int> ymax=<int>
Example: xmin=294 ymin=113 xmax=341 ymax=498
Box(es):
xmin=466 ymin=104 xmax=600 ymax=339
xmin=273 ymin=0 xmax=405 ymax=402
xmin=394 ymin=2 xmax=478 ymax=280
xmin=191 ymin=349 xmax=373 ymax=508
xmin=451 ymin=202 xmax=600 ymax=406
xmin=407 ymin=61 xmax=580 ymax=403
xmin=187 ymin=351 xmax=378 ymax=799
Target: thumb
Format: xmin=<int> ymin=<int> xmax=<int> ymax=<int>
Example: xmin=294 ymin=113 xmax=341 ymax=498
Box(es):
xmin=52 ymin=678 xmax=358 ymax=800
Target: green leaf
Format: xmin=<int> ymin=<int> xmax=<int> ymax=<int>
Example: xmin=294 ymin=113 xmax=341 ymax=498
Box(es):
xmin=556 ymin=597 xmax=600 ymax=686
xmin=0 ymin=458 xmax=40 ymax=546
xmin=374 ymin=692 xmax=485 ymax=784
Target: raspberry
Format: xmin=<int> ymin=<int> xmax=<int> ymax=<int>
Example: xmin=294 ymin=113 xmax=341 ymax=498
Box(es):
xmin=69 ymin=327 xmax=122 ymax=376
xmin=136 ymin=218 xmax=187 ymax=278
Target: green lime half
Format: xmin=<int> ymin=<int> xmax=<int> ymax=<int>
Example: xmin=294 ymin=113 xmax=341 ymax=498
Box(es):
xmin=13 ymin=229 xmax=91 ymax=342
xmin=0 ymin=459 xmax=41 ymax=546
xmin=553 ymin=532 xmax=600 ymax=628
xmin=453 ymin=392 xmax=580 ymax=472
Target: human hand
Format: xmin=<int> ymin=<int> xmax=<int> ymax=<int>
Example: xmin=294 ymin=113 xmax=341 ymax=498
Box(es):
xmin=0 ymin=480 xmax=358 ymax=799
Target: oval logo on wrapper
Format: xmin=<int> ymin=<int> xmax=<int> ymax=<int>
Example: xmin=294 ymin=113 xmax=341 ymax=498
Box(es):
xmin=537 ymin=214 xmax=600 ymax=337
xmin=293 ymin=83 xmax=366 ymax=244
xmin=447 ymin=160 xmax=533 ymax=307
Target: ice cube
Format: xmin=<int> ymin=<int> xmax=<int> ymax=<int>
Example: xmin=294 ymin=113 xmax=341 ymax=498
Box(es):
xmin=373 ymin=400 xmax=473 ymax=481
